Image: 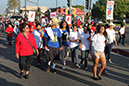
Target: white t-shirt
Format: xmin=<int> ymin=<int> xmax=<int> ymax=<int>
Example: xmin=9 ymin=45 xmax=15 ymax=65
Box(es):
xmin=106 ymin=29 xmax=115 ymax=44
xmin=69 ymin=31 xmax=79 ymax=48
xmin=92 ymin=33 xmax=106 ymax=52
xmin=79 ymin=32 xmax=90 ymax=50
xmin=32 ymin=30 xmax=43 ymax=48
xmin=78 ymin=28 xmax=84 ymax=35
xmin=15 ymin=21 xmax=19 ymax=26
xmin=119 ymin=27 xmax=125 ymax=34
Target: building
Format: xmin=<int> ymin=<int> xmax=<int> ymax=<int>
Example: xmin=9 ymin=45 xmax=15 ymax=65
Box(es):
xmin=45 ymin=7 xmax=86 ymax=22
xmin=20 ymin=6 xmax=47 ymax=18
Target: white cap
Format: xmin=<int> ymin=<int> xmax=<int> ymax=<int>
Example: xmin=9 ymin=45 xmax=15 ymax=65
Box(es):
xmin=109 ymin=22 xmax=115 ymax=26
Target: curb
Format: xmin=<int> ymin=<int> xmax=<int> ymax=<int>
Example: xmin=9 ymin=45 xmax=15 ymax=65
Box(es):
xmin=112 ymin=48 xmax=129 ymax=57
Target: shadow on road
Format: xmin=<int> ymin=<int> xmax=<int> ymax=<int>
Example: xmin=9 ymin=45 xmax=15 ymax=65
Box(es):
xmin=0 ymin=64 xmax=20 ymax=78
xmin=0 ymin=77 xmax=23 ymax=86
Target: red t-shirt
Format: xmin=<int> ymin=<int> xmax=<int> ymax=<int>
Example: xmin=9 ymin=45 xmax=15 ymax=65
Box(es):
xmin=15 ymin=32 xmax=38 ymax=56
xmin=91 ymin=26 xmax=96 ymax=32
xmin=5 ymin=27 xmax=14 ymax=37
xmin=77 ymin=20 xmax=81 ymax=27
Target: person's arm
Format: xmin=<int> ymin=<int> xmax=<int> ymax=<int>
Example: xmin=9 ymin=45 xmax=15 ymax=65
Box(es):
xmin=15 ymin=35 xmax=20 ymax=59
xmin=31 ymin=33 xmax=39 ymax=55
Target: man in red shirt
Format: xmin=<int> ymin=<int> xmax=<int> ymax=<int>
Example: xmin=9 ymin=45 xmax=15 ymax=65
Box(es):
xmin=5 ymin=23 xmax=14 ymax=45
xmin=77 ymin=18 xmax=81 ymax=27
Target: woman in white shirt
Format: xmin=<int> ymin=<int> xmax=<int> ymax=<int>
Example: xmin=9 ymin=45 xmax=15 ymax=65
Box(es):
xmin=105 ymin=23 xmax=117 ymax=63
xmin=118 ymin=24 xmax=126 ymax=45
xmin=69 ymin=25 xmax=80 ymax=68
xmin=92 ymin=25 xmax=106 ymax=80
xmin=79 ymin=27 xmax=91 ymax=69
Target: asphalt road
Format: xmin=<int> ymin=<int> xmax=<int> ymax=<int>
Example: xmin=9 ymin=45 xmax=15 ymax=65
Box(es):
xmin=0 ymin=31 xmax=129 ymax=86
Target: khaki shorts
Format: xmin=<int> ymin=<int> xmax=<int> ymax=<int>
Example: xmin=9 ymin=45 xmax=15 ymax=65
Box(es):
xmin=95 ymin=51 xmax=105 ymax=59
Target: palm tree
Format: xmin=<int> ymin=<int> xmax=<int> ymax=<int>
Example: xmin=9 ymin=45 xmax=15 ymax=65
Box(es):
xmin=8 ymin=0 xmax=21 ymax=15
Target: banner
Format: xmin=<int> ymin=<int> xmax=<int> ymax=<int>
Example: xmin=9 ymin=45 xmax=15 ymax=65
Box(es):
xmin=50 ymin=12 xmax=56 ymax=18
xmin=106 ymin=1 xmax=115 ymax=20
xmin=28 ymin=11 xmax=35 ymax=22
xmin=65 ymin=15 xmax=72 ymax=25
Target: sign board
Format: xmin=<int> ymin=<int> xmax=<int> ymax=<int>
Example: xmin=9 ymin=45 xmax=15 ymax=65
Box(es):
xmin=106 ymin=1 xmax=115 ymax=20
xmin=50 ymin=12 xmax=56 ymax=18
xmin=65 ymin=15 xmax=72 ymax=25
xmin=28 ymin=11 xmax=35 ymax=22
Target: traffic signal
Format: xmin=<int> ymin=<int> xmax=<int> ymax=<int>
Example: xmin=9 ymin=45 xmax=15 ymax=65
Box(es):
xmin=38 ymin=7 xmax=40 ymax=13
xmin=67 ymin=0 xmax=70 ymax=7
xmin=85 ymin=0 xmax=89 ymax=10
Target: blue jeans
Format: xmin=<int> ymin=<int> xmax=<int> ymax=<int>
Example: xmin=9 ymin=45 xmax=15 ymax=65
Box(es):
xmin=105 ymin=43 xmax=114 ymax=60
xmin=60 ymin=45 xmax=70 ymax=65
xmin=80 ymin=50 xmax=89 ymax=67
xmin=70 ymin=46 xmax=79 ymax=64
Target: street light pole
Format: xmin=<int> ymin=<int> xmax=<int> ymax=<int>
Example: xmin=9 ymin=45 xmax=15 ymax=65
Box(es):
xmin=25 ymin=0 xmax=27 ymax=18
xmin=70 ymin=0 xmax=72 ymax=15
xmin=56 ymin=0 xmax=58 ymax=8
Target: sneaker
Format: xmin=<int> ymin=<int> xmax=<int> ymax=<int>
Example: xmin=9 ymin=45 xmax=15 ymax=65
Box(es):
xmin=118 ymin=43 xmax=121 ymax=46
xmin=108 ymin=59 xmax=112 ymax=63
xmin=93 ymin=76 xmax=99 ymax=81
xmin=52 ymin=69 xmax=56 ymax=74
xmin=37 ymin=63 xmax=41 ymax=67
xmin=76 ymin=64 xmax=81 ymax=69
xmin=97 ymin=75 xmax=102 ymax=80
xmin=46 ymin=65 xmax=51 ymax=72
xmin=103 ymin=69 xmax=108 ymax=74
xmin=19 ymin=72 xmax=24 ymax=78
xmin=85 ymin=67 xmax=88 ymax=70
xmin=24 ymin=74 xmax=29 ymax=79
xmin=62 ymin=66 xmax=66 ymax=70
xmin=124 ymin=43 xmax=127 ymax=46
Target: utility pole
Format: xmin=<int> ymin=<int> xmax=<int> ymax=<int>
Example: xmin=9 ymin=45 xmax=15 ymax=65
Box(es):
xmin=89 ymin=0 xmax=92 ymax=23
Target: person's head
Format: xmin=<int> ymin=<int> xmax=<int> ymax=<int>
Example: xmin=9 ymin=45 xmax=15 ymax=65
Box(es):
xmin=20 ymin=23 xmax=29 ymax=33
xmin=73 ymin=25 xmax=77 ymax=32
xmin=36 ymin=23 xmax=41 ymax=30
xmin=79 ymin=24 xmax=83 ymax=29
xmin=8 ymin=23 xmax=12 ymax=28
xmin=105 ymin=24 xmax=110 ymax=29
xmin=93 ymin=22 xmax=98 ymax=27
xmin=98 ymin=25 xmax=105 ymax=34
xmin=109 ymin=22 xmax=115 ymax=29
xmin=20 ymin=18 xmax=24 ymax=23
xmin=84 ymin=26 xmax=88 ymax=33
xmin=88 ymin=24 xmax=92 ymax=29
xmin=121 ymin=24 xmax=125 ymax=28
xmin=51 ymin=17 xmax=60 ymax=28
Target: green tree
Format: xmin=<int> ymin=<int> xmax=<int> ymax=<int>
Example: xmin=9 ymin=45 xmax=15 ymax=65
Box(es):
xmin=92 ymin=0 xmax=129 ymax=21
xmin=8 ymin=0 xmax=21 ymax=15
xmin=72 ymin=5 xmax=84 ymax=11
xmin=114 ymin=0 xmax=129 ymax=19
xmin=92 ymin=0 xmax=107 ymax=22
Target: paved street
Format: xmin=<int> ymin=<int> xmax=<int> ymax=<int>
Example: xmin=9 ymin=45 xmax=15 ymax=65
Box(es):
xmin=0 ymin=31 xmax=129 ymax=86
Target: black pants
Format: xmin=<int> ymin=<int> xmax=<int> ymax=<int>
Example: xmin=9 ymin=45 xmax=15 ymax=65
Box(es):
xmin=46 ymin=47 xmax=60 ymax=62
xmin=118 ymin=34 xmax=125 ymax=45
xmin=19 ymin=55 xmax=33 ymax=71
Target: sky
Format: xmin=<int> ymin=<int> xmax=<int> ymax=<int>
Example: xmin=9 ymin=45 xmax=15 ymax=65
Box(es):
xmin=0 ymin=0 xmax=97 ymax=14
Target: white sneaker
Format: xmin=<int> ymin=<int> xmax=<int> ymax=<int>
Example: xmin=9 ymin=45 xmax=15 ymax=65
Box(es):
xmin=62 ymin=66 xmax=66 ymax=70
xmin=85 ymin=67 xmax=88 ymax=70
xmin=108 ymin=59 xmax=112 ymax=63
xmin=124 ymin=43 xmax=127 ymax=46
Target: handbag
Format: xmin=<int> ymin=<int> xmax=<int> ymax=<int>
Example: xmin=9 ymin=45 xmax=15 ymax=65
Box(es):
xmin=22 ymin=33 xmax=37 ymax=55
